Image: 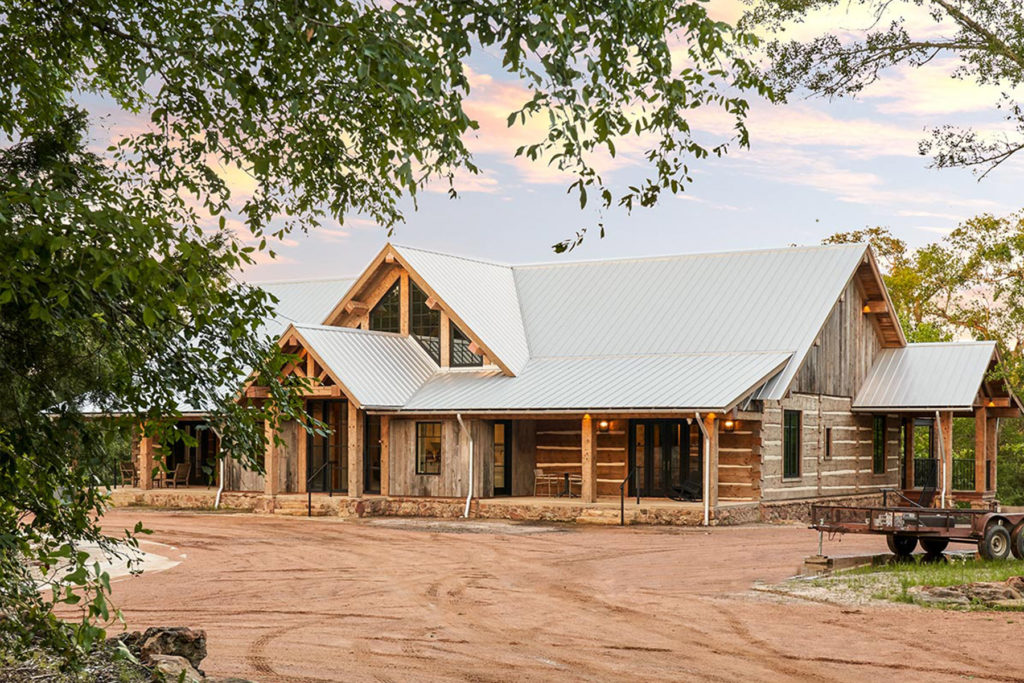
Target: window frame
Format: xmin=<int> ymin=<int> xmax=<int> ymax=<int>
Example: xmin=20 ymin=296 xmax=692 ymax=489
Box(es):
xmin=449 ymin=320 xmax=483 ymax=367
xmin=368 ymin=280 xmax=401 ymax=333
xmin=409 ymin=281 xmax=441 ymax=364
xmin=415 ymin=421 xmax=442 ymax=476
xmin=783 ymin=410 xmax=802 ymax=480
xmin=872 ymin=415 xmax=886 ymax=475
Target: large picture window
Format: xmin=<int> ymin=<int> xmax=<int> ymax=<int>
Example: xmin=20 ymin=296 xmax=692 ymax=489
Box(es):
xmin=783 ymin=410 xmax=801 ymax=479
xmin=450 ymin=321 xmax=483 ymax=367
xmin=416 ymin=422 xmax=442 ymax=475
xmin=410 ymin=282 xmax=441 ymax=363
xmin=369 ymin=280 xmax=401 ymax=333
xmin=872 ymin=415 xmax=886 ymax=475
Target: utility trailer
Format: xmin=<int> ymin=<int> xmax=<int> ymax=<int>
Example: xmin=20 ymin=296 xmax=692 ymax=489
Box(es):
xmin=810 ymin=503 xmax=1024 ymax=560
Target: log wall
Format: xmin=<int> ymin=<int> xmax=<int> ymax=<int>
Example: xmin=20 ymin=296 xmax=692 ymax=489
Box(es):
xmin=387 ymin=418 xmax=492 ymax=498
xmin=533 ymin=418 xmax=627 ymax=497
xmin=718 ymin=416 xmax=761 ymax=502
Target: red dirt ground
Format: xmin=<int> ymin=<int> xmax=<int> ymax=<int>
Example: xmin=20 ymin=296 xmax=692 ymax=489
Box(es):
xmin=92 ymin=510 xmax=1024 ymax=682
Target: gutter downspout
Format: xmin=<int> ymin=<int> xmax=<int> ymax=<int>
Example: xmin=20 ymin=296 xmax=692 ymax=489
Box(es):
xmin=695 ymin=412 xmax=711 ymax=527
xmin=211 ymin=426 xmax=225 ymax=510
xmin=935 ymin=410 xmax=946 ymax=508
xmin=457 ymin=413 xmax=474 ymax=518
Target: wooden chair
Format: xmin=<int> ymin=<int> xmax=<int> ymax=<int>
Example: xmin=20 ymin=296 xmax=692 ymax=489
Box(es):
xmin=119 ymin=461 xmax=138 ymax=488
xmin=534 ymin=468 xmax=559 ymax=496
xmin=165 ymin=463 xmax=191 ymax=488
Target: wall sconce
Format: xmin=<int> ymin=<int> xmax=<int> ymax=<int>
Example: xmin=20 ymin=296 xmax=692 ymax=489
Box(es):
xmin=862 ymin=304 xmax=871 ymax=313
xmin=598 ymin=420 xmax=610 ymax=433
xmin=723 ymin=419 xmax=736 ymax=432
xmin=988 ymin=400 xmax=996 ymax=408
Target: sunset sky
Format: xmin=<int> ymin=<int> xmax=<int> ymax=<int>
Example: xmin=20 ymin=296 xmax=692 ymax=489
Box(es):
xmin=86 ymin=1 xmax=1024 ymax=281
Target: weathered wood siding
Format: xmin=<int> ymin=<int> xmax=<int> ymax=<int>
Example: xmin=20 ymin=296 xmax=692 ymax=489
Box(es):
xmin=223 ymin=459 xmax=265 ymax=492
xmin=760 ymin=394 xmax=899 ymax=501
xmin=511 ymin=420 xmax=536 ymax=496
xmin=718 ymin=415 xmax=761 ymax=502
xmin=792 ymin=279 xmax=883 ymax=398
xmin=533 ymin=419 xmax=627 ymax=497
xmin=277 ymin=419 xmax=301 ymax=493
xmin=388 ymin=418 xmax=492 ymax=498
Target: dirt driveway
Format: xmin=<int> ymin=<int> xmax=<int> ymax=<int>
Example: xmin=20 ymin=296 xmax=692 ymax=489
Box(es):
xmin=95 ymin=510 xmax=1024 ymax=682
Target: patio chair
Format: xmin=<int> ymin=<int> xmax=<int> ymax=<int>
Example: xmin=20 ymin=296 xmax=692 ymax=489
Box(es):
xmin=534 ymin=468 xmax=559 ymax=496
xmin=165 ymin=462 xmax=191 ymax=489
xmin=119 ymin=461 xmax=138 ymax=488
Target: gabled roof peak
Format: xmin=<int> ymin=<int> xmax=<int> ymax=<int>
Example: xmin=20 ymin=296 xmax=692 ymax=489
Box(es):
xmin=390 ymin=243 xmax=513 ymax=269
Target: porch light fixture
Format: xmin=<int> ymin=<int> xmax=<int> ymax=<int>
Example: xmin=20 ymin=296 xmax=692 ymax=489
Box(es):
xmin=988 ymin=400 xmax=996 ymax=408
xmin=723 ymin=419 xmax=736 ymax=432
xmin=862 ymin=304 xmax=871 ymax=313
xmin=598 ymin=420 xmax=610 ymax=433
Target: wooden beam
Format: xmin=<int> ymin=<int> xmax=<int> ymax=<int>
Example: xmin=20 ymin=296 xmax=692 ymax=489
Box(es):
xmin=380 ymin=415 xmax=390 ymax=497
xmin=984 ymin=397 xmax=1011 ymax=408
xmin=138 ymin=432 xmax=155 ymax=490
xmin=440 ymin=312 xmax=450 ymax=368
xmin=297 ymin=413 xmax=308 ymax=495
xmin=975 ymin=406 xmax=987 ymax=494
xmin=424 ymin=295 xmax=442 ymax=311
xmin=903 ymin=417 xmax=915 ymax=490
xmin=348 ymin=401 xmax=364 ymax=498
xmin=399 ymin=272 xmax=410 ymax=336
xmin=467 ymin=342 xmax=483 ymax=356
xmin=581 ymin=414 xmax=597 ymax=503
xmin=705 ymin=413 xmax=719 ymax=515
xmin=939 ymin=411 xmax=954 ymax=505
xmin=264 ymin=416 xmax=280 ymax=495
xmin=344 ymin=301 xmax=370 ymax=315
xmin=384 ymin=252 xmax=396 ymax=264
xmin=862 ymin=300 xmax=888 ymax=314
xmin=986 ymin=407 xmax=1020 ymax=419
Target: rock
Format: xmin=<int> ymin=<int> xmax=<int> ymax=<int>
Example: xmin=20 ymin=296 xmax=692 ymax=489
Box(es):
xmin=908 ymin=586 xmax=970 ymax=604
xmin=990 ymin=598 xmax=1024 ymax=609
xmin=149 ymin=654 xmax=203 ymax=683
xmin=140 ymin=627 xmax=208 ymax=670
xmin=963 ymin=582 xmax=1021 ymax=603
xmin=1005 ymin=576 xmax=1024 ymax=593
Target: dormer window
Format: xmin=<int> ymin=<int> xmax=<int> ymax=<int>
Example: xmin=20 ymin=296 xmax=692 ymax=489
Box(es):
xmin=369 ymin=281 xmax=400 ymax=333
xmin=410 ymin=282 xmax=441 ymax=363
xmin=450 ymin=321 xmax=483 ymax=367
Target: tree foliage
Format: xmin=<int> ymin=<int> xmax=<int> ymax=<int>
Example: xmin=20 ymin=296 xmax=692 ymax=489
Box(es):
xmin=746 ymin=0 xmax=1024 ymax=177
xmin=0 ymin=0 xmax=772 ymax=666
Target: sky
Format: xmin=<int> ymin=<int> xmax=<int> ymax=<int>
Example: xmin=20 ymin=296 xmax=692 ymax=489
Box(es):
xmin=84 ymin=0 xmax=1024 ymax=282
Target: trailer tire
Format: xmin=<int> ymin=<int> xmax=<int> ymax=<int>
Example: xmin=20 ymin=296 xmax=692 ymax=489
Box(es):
xmin=920 ymin=538 xmax=949 ymax=555
xmin=886 ymin=534 xmax=917 ymax=556
xmin=979 ymin=523 xmax=1011 ymax=561
xmin=1011 ymin=525 xmax=1024 ymax=560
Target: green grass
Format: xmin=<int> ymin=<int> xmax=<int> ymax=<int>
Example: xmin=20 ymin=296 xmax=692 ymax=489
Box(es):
xmin=804 ymin=555 xmax=1024 ymax=611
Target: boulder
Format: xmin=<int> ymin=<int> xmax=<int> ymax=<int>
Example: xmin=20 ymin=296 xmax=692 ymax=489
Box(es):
xmin=140 ymin=627 xmax=208 ymax=670
xmin=1005 ymin=576 xmax=1024 ymax=593
xmin=149 ymin=654 xmax=203 ymax=683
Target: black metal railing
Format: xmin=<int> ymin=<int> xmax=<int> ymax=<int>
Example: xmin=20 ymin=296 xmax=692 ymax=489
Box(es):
xmin=619 ymin=467 xmax=641 ymax=526
xmin=952 ymin=458 xmax=975 ymax=491
xmin=306 ymin=461 xmax=338 ymax=517
xmin=913 ymin=458 xmax=938 ymax=489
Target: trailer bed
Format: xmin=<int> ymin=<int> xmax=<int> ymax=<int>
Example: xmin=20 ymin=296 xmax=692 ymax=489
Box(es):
xmin=811 ymin=504 xmax=1024 ymax=543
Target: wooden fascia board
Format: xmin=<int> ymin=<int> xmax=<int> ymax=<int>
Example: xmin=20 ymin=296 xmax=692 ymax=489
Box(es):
xmin=321 ymin=244 xmax=393 ymax=326
xmin=862 ymin=247 xmax=907 ymax=347
xmin=390 ymin=249 xmax=515 ymax=377
xmin=275 ymin=324 xmax=363 ymax=409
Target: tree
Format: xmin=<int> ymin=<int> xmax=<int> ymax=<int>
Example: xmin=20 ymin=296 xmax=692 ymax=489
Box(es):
xmin=746 ymin=0 xmax=1024 ymax=177
xmin=0 ymin=0 xmax=771 ymax=665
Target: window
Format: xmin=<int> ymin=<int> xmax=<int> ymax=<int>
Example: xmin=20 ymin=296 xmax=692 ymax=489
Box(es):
xmin=410 ymin=282 xmax=441 ymax=363
xmin=783 ymin=410 xmax=801 ymax=479
xmin=415 ymin=422 xmax=442 ymax=475
xmin=450 ymin=321 xmax=483 ymax=367
xmin=872 ymin=415 xmax=886 ymax=475
xmin=824 ymin=427 xmax=832 ymax=461
xmin=369 ymin=281 xmax=401 ymax=333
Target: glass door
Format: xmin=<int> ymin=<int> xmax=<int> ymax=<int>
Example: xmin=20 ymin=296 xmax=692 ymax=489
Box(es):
xmin=629 ymin=420 xmax=701 ymax=498
xmin=493 ymin=421 xmax=512 ymax=496
xmin=306 ymin=400 xmax=348 ymax=493
xmin=364 ymin=414 xmax=382 ymax=495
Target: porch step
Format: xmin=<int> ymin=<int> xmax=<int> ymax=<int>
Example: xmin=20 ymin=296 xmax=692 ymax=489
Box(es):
xmin=273 ymin=498 xmax=335 ymax=517
xmin=575 ymin=508 xmax=626 ymax=525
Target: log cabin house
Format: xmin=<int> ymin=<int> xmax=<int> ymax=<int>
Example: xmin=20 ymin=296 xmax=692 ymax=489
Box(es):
xmin=131 ymin=243 xmax=1021 ymax=523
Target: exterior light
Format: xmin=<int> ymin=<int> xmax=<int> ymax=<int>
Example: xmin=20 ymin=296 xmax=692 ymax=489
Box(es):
xmin=723 ymin=419 xmax=736 ymax=432
xmin=598 ymin=420 xmax=610 ymax=433
xmin=862 ymin=304 xmax=871 ymax=313
xmin=988 ymin=400 xmax=996 ymax=408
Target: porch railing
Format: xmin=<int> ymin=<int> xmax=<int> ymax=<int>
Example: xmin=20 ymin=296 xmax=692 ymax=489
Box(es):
xmin=952 ymin=458 xmax=975 ymax=491
xmin=913 ymin=458 xmax=938 ymax=489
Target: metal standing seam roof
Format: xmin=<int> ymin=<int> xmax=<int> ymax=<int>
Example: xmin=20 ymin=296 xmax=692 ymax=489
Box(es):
xmin=401 ymin=351 xmax=792 ymax=412
xmin=290 ymin=324 xmax=438 ymax=409
xmin=257 ymin=277 xmax=355 ymax=339
xmin=392 ymin=245 xmax=531 ymax=375
xmin=852 ymin=341 xmax=997 ymax=411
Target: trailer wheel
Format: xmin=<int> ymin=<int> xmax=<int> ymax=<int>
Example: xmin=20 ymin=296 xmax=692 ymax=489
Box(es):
xmin=1011 ymin=525 xmax=1024 ymax=560
xmin=979 ymin=523 xmax=1011 ymax=561
xmin=886 ymin=533 xmax=917 ymax=556
xmin=920 ymin=538 xmax=949 ymax=555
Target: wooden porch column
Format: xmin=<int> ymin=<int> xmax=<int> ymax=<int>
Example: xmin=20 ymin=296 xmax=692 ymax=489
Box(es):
xmin=399 ymin=272 xmax=410 ymax=336
xmin=380 ymin=415 xmax=390 ymax=497
xmin=264 ymin=418 xmax=280 ymax=495
xmin=704 ymin=413 xmax=719 ymax=514
xmin=348 ymin=401 xmax=364 ymax=498
xmin=987 ymin=416 xmax=999 ymax=493
xmin=939 ymin=411 xmax=954 ymax=504
xmin=581 ymin=414 xmax=597 ymax=503
xmin=974 ymin=406 xmax=987 ymax=494
xmin=903 ymin=418 xmax=915 ymax=489
xmin=296 ymin=415 xmax=308 ymax=495
xmin=138 ymin=433 xmax=155 ymax=490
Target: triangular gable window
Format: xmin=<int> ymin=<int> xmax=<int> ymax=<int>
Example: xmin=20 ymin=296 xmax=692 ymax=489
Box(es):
xmin=450 ymin=321 xmax=483 ymax=367
xmin=410 ymin=281 xmax=441 ymax=363
xmin=369 ymin=280 xmax=400 ymax=333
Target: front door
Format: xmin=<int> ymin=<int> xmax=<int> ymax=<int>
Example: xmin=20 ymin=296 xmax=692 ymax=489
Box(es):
xmin=364 ymin=414 xmax=382 ymax=495
xmin=306 ymin=399 xmax=347 ymax=493
xmin=493 ymin=421 xmax=512 ymax=496
xmin=628 ymin=420 xmax=701 ymax=498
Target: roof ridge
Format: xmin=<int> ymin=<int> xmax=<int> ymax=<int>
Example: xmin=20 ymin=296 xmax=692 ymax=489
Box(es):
xmin=528 ymin=350 xmax=795 ymax=361
xmin=252 ymin=276 xmax=356 ymax=285
xmin=509 ymin=242 xmax=867 ymax=271
xmin=392 ymin=243 xmax=513 ymax=269
xmin=293 ymin=323 xmax=404 ymax=338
